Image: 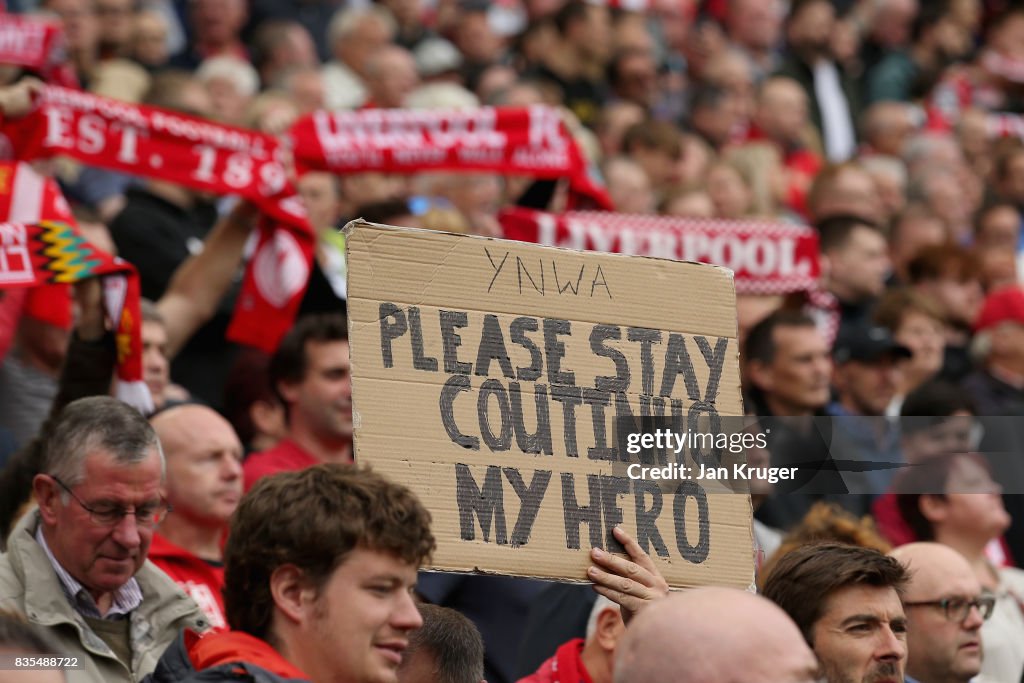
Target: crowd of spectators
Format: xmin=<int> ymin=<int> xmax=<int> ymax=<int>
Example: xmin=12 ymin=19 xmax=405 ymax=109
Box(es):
xmin=3 ymin=0 xmax=1024 ymax=681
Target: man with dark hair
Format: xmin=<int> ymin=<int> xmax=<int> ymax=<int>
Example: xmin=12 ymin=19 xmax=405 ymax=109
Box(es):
xmin=243 ymin=313 xmax=352 ymax=490
xmin=528 ymin=1 xmax=612 ymax=126
xmin=761 ymin=542 xmax=910 ymax=683
xmin=0 ymin=396 xmax=207 ymax=683
xmin=744 ymin=310 xmax=838 ymax=528
xmin=621 ymin=120 xmax=683 ymax=200
xmin=817 ymin=214 xmax=892 ymax=340
xmin=398 ymin=604 xmax=485 ymax=683
xmin=776 ymin=0 xmax=860 ymax=162
xmin=146 ymin=463 xmax=435 ymax=683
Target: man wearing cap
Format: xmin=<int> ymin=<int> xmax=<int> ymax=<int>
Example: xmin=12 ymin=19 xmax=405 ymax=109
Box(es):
xmin=964 ymin=285 xmax=1024 ymax=417
xmin=826 ymin=323 xmax=912 ymax=515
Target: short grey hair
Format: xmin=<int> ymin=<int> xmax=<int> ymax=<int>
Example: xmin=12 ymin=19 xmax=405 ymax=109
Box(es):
xmin=196 ymin=56 xmax=260 ymax=98
xmin=42 ymin=396 xmax=163 ymax=488
xmin=327 ymin=5 xmax=396 ymax=49
xmin=585 ymin=595 xmax=618 ymax=640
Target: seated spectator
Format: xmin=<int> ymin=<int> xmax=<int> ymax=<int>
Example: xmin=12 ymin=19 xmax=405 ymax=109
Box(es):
xmin=322 ymin=6 xmax=397 ymax=111
xmin=888 ymin=203 xmax=948 ymax=285
xmin=689 ymin=82 xmax=743 ymax=152
xmin=528 ymin=1 xmax=612 ymax=127
xmin=873 ymin=289 xmax=946 ymax=416
xmin=807 ymin=162 xmax=883 ymax=224
xmin=146 ymin=464 xmax=433 ymax=682
xmin=746 ymin=75 xmax=822 ymax=217
xmin=860 ymin=155 xmax=908 ymax=226
xmin=171 ymin=0 xmax=249 ymax=70
xmin=724 ymin=143 xmax=786 ymax=219
xmin=398 ymin=604 xmax=485 ymax=683
xmin=743 ymin=310 xmax=834 ymax=529
xmin=243 ymin=314 xmax=352 ymax=491
xmin=363 ymin=46 xmax=421 ymax=109
xmin=222 ymin=349 xmax=286 ymax=455
xmin=612 ymin=588 xmax=820 ymax=683
xmin=0 ymin=609 xmax=66 ymax=683
xmin=593 ymin=101 xmax=645 ymax=161
xmin=149 ymin=404 xmax=244 ymax=630
xmin=95 ymin=0 xmax=135 ymax=59
xmin=826 ymin=323 xmax=910 ymax=510
xmin=132 ymin=10 xmax=171 ymax=70
xmin=964 ymin=286 xmax=1024 ymax=416
xmin=907 ymin=244 xmax=983 ymax=381
xmin=621 ymin=121 xmax=682 ymax=202
xmin=517 ymin=597 xmax=622 ymax=683
xmin=0 ymin=397 xmax=207 ymax=682
xmin=817 ymin=214 xmax=891 ymax=340
xmin=860 ymin=101 xmax=917 ymax=157
xmin=761 ymin=543 xmax=909 ymax=683
xmin=250 ymin=19 xmax=318 ymax=89
xmin=895 ymin=452 xmax=1024 ymax=682
xmin=705 ymin=159 xmax=753 ymax=220
xmin=972 ymin=201 xmax=1021 ymax=290
xmin=602 ymin=156 xmax=655 ymax=215
xmin=890 ymin=543 xmax=991 ymax=683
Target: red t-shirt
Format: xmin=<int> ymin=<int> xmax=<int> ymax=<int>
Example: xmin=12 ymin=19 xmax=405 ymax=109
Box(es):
xmin=243 ymin=438 xmax=318 ymax=492
xmin=149 ymin=533 xmax=227 ymax=630
xmin=517 ymin=639 xmax=592 ymax=683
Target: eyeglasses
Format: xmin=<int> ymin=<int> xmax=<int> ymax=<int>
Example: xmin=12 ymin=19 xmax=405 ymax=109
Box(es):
xmin=51 ymin=476 xmax=171 ymax=527
xmin=904 ymin=595 xmax=997 ymax=622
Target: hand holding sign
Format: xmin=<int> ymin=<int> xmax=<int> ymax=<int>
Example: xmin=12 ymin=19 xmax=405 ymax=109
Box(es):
xmin=588 ymin=525 xmax=670 ymax=625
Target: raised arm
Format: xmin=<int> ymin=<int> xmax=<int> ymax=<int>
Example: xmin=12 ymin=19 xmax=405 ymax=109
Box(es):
xmin=156 ymin=199 xmax=259 ymax=359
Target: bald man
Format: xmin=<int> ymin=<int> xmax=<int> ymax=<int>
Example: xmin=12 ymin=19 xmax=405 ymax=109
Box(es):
xmin=889 ymin=543 xmax=989 ymax=683
xmin=612 ymin=588 xmax=821 ymax=683
xmin=149 ymin=404 xmax=244 ymax=629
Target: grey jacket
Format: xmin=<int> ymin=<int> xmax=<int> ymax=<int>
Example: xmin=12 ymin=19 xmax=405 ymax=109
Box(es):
xmin=0 ymin=510 xmax=208 ymax=683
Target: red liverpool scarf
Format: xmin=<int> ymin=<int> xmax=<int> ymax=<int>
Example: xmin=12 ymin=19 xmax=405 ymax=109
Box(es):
xmin=499 ymin=208 xmax=821 ymax=295
xmin=289 ymin=106 xmax=613 ymax=209
xmin=0 ymin=86 xmax=315 ymax=354
xmin=0 ymin=162 xmax=150 ymax=411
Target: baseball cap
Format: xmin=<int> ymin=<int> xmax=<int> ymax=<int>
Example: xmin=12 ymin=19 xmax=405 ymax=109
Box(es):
xmin=974 ymin=286 xmax=1024 ymax=332
xmin=832 ymin=324 xmax=912 ymax=364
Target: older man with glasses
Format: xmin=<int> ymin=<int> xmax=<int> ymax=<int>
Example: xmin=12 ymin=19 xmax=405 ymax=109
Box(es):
xmin=890 ymin=543 xmax=994 ymax=683
xmin=0 ymin=396 xmax=207 ymax=683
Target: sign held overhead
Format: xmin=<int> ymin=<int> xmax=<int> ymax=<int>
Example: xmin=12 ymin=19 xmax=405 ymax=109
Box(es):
xmin=346 ymin=220 xmax=753 ymax=588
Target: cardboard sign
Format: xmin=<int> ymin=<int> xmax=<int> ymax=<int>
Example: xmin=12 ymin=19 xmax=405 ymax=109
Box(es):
xmin=346 ymin=220 xmax=753 ymax=588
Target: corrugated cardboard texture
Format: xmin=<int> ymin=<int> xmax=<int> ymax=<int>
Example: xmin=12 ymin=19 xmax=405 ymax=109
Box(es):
xmin=346 ymin=220 xmax=753 ymax=589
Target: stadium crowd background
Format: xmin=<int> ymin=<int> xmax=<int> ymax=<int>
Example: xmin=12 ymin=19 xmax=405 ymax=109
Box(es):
xmin=3 ymin=0 xmax=1024 ymax=681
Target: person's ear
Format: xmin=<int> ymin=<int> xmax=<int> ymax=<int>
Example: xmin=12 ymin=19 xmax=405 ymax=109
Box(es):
xmin=33 ymin=474 xmax=61 ymax=526
xmin=919 ymin=494 xmax=948 ymax=526
xmin=595 ymin=607 xmax=625 ymax=651
xmin=270 ymin=564 xmax=316 ymax=626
